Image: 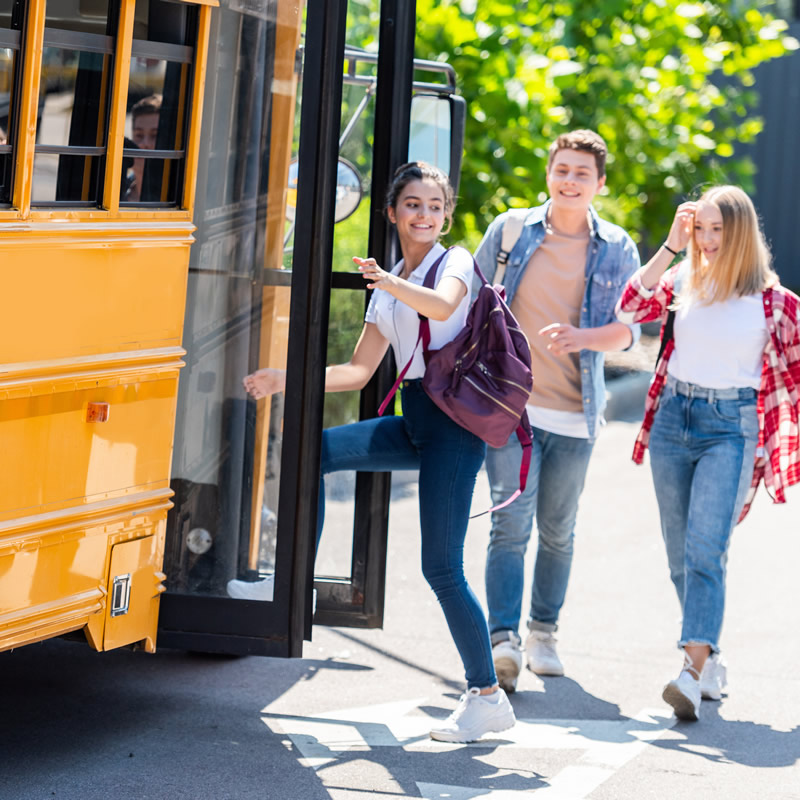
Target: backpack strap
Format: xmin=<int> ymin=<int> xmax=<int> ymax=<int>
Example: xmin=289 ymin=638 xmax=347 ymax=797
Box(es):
xmin=377 ymin=249 xmax=451 ymax=416
xmin=469 ymin=416 xmax=533 ymax=518
xmin=495 ymin=209 xmax=528 ymax=285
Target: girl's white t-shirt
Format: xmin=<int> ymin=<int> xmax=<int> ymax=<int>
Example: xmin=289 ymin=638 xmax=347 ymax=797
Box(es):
xmin=365 ymin=243 xmax=474 ymax=379
xmin=668 ymin=291 xmax=768 ymax=389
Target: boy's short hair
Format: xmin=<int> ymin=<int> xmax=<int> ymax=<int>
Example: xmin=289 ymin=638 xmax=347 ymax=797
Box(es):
xmin=547 ymin=130 xmax=607 ymax=178
xmin=131 ymin=94 xmax=162 ymax=120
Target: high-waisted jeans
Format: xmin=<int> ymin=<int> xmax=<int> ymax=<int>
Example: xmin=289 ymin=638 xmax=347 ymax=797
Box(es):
xmin=318 ymin=380 xmax=494 ymax=688
xmin=649 ymin=375 xmax=759 ymax=652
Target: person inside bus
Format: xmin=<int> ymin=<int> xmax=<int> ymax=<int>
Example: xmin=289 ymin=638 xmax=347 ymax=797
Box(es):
xmin=230 ymin=161 xmax=517 ymax=744
xmin=121 ymin=94 xmax=161 ymax=202
xmin=616 ymin=186 xmax=800 ymax=720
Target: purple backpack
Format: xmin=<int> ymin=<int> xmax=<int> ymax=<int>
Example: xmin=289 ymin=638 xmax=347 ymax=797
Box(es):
xmin=379 ymin=247 xmax=533 ymax=514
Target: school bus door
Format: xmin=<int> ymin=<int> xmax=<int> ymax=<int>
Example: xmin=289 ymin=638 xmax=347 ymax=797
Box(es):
xmin=155 ymin=0 xmax=465 ymax=658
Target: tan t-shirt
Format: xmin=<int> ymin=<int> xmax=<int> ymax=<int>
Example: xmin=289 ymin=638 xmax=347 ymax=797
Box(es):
xmin=510 ymin=218 xmax=589 ymax=412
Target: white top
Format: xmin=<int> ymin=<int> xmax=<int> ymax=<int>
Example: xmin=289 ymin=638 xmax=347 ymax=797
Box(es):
xmin=365 ymin=243 xmax=474 ymax=379
xmin=668 ymin=292 xmax=768 ymax=389
xmin=527 ymin=405 xmax=590 ymax=439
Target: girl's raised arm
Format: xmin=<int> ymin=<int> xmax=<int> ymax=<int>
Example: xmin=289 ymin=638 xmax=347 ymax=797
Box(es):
xmin=354 ymin=256 xmax=467 ymax=322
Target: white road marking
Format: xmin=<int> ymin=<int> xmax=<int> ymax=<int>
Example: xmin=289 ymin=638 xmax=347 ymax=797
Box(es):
xmin=262 ymin=701 xmax=676 ymax=796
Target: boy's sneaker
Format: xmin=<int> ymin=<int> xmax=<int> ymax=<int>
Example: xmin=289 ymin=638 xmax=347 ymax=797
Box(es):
xmin=226 ymin=575 xmax=275 ymax=601
xmin=429 ymin=688 xmax=516 ymax=743
xmin=662 ymin=670 xmax=701 ymax=721
xmin=492 ymin=639 xmax=523 ymax=694
xmin=525 ymin=630 xmax=564 ymax=676
xmin=700 ymin=653 xmax=728 ymax=701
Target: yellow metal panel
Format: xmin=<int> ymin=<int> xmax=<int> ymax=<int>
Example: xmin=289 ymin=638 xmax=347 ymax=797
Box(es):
xmin=0 ymin=222 xmax=193 ymax=364
xmin=0 ymin=491 xmax=172 ymax=652
xmin=102 ymin=0 xmax=136 ymax=213
xmin=181 ymin=4 xmax=214 ymax=213
xmin=12 ymin=0 xmax=46 ymax=215
xmin=0 ymin=375 xmax=180 ymax=520
xmin=103 ymin=533 xmax=166 ymax=652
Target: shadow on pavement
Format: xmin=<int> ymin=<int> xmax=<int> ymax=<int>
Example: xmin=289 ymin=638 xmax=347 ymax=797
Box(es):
xmin=651 ymin=704 xmax=800 ymax=768
xmin=0 ymin=638 xmax=366 ymax=800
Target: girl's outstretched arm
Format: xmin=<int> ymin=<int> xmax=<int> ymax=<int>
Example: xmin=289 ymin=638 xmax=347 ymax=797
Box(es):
xmin=354 ymin=257 xmax=467 ymax=321
xmin=243 ymin=323 xmax=390 ymax=399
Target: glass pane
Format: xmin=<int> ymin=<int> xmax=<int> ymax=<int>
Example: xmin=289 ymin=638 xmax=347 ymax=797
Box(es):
xmin=46 ymin=0 xmax=111 ymax=34
xmin=164 ymin=1 xmax=287 ymax=598
xmin=33 ymin=47 xmax=111 ymax=203
xmin=312 ymin=6 xmax=381 ymax=582
xmin=0 ymin=0 xmax=18 ymax=28
xmin=32 ymin=153 xmax=102 ymax=203
xmin=409 ymin=94 xmax=451 ymax=174
xmin=134 ymin=0 xmax=194 ymax=46
xmin=39 ymin=49 xmax=110 ymax=147
xmin=0 ymin=153 xmax=10 ymax=204
xmin=121 ymin=59 xmax=190 ymax=204
xmin=0 ymin=46 xmax=12 ymax=204
xmin=121 ymin=156 xmax=182 ymax=204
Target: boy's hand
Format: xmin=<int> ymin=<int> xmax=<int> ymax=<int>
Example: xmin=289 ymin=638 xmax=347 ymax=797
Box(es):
xmin=539 ymin=323 xmax=587 ymax=355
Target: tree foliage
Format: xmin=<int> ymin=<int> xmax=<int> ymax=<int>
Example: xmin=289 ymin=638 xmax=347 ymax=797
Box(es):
xmin=410 ymin=0 xmax=798 ymax=251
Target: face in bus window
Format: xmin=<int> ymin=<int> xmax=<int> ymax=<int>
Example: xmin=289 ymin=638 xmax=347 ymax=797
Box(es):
xmin=133 ymin=112 xmax=159 ymax=150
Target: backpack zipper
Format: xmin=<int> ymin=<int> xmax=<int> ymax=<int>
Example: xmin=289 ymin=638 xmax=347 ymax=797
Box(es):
xmin=476 ymin=361 xmax=530 ymax=395
xmin=462 ymin=374 xmax=520 ymax=418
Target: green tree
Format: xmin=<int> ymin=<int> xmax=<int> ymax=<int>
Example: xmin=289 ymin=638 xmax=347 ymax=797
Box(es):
xmin=412 ymin=0 xmax=798 ymax=252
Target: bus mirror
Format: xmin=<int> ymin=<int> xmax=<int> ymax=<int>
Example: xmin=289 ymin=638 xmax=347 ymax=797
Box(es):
xmin=408 ymin=93 xmax=466 ymax=195
xmin=332 ymin=158 xmax=362 ymax=222
xmin=285 ymin=157 xmax=363 ymax=224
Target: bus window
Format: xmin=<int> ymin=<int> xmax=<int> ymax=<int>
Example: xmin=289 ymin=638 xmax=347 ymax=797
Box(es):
xmin=120 ymin=0 xmax=197 ymax=206
xmin=31 ymin=0 xmax=116 ymax=205
xmin=0 ymin=0 xmax=22 ymax=206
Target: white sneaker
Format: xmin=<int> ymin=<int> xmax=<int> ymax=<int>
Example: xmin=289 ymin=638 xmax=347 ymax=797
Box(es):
xmin=662 ymin=670 xmax=701 ymax=721
xmin=700 ymin=653 xmax=728 ymax=701
xmin=429 ymin=688 xmax=516 ymax=743
xmin=525 ymin=630 xmax=564 ymax=676
xmin=493 ymin=639 xmax=523 ymax=694
xmin=226 ymin=575 xmax=274 ymax=601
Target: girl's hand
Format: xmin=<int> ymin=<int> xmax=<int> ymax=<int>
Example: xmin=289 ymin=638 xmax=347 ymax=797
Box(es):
xmin=354 ymin=257 xmax=396 ymax=291
xmin=243 ymin=368 xmax=286 ymax=399
xmin=666 ymin=201 xmax=696 ymax=253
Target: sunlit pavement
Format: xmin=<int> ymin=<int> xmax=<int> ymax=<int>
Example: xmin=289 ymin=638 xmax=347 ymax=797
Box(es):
xmin=1 ymin=420 xmax=799 ymax=800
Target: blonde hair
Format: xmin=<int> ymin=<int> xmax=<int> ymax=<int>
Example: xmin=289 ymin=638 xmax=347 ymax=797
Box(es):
xmin=682 ymin=185 xmax=777 ymax=305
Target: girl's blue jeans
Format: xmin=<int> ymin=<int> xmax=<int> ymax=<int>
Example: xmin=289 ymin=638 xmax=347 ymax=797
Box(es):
xmin=649 ymin=376 xmax=759 ymax=653
xmin=318 ymin=380 xmax=495 ymax=689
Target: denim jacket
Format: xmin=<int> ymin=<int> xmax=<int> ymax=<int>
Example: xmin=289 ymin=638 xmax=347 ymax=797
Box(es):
xmin=474 ymin=201 xmax=641 ymax=440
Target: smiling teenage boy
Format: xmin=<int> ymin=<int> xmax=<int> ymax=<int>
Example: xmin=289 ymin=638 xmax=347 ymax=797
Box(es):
xmin=474 ymin=130 xmax=641 ymax=692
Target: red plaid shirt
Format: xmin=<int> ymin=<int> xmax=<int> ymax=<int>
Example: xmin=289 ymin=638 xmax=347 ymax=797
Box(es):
xmin=616 ymin=266 xmax=800 ymax=522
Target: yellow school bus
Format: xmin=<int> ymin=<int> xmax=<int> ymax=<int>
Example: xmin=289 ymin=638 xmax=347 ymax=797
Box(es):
xmin=0 ymin=0 xmax=463 ymax=658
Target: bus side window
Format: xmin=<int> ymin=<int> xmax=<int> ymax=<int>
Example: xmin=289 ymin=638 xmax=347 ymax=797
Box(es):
xmin=121 ymin=0 xmax=197 ymax=207
xmin=0 ymin=0 xmax=23 ymax=206
xmin=31 ymin=0 xmax=116 ymax=206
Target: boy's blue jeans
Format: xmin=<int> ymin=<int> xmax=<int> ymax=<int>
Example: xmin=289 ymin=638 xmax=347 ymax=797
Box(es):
xmin=484 ymin=426 xmax=594 ymax=641
xmin=649 ymin=377 xmax=758 ymax=652
xmin=318 ymin=380 xmax=495 ymax=689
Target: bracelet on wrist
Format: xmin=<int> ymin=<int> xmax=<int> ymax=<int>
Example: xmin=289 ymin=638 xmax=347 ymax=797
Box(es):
xmin=662 ymin=243 xmax=682 ymax=256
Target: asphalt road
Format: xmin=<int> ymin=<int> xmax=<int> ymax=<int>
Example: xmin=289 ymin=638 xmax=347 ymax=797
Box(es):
xmin=1 ymin=420 xmax=799 ymax=800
